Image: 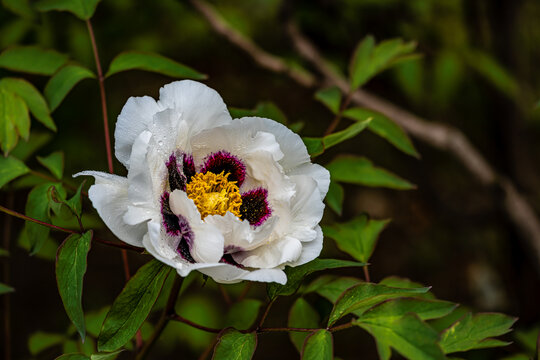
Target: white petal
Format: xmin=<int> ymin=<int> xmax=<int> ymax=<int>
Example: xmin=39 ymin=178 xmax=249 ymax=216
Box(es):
xmin=168 ymin=190 xmax=224 ymax=263
xmin=76 ymin=171 xmax=145 ymax=247
xmin=157 ymin=80 xmax=231 ymax=140
xmin=233 ymin=236 xmax=303 ymax=269
xmin=204 ymin=213 xmax=276 ymax=252
xmin=127 ymin=131 xmax=154 ymax=206
xmin=197 ymin=264 xmax=287 ymax=284
xmin=115 ymin=96 xmax=162 ymax=169
xmin=288 ymin=163 xmax=330 ymax=199
xmin=289 ymin=226 xmax=323 ymax=267
xmin=233 ymin=117 xmax=310 ymax=171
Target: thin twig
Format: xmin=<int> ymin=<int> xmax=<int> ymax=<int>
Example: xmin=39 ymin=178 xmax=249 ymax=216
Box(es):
xmin=170 ymin=314 xmax=222 ymax=333
xmin=136 ymin=276 xmax=184 ymax=360
xmin=329 ymin=321 xmax=355 ymax=333
xmin=324 ymin=92 xmax=353 ymax=136
xmin=258 ymin=327 xmax=316 ymax=333
xmin=191 ymin=0 xmax=540 ymax=273
xmin=93 ymin=237 xmax=143 ymax=252
xmin=237 ymin=282 xmax=252 ymax=302
xmin=257 ymin=299 xmax=275 ymax=329
xmin=218 ymin=284 xmax=231 ymax=305
xmin=0 ymin=204 xmax=77 ymax=234
xmin=363 ymin=266 xmax=371 ymax=283
xmin=86 ymin=19 xmax=134 ymax=283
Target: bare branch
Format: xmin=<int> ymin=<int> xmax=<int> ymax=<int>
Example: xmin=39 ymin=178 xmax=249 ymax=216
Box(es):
xmin=191 ymin=0 xmax=540 ymax=271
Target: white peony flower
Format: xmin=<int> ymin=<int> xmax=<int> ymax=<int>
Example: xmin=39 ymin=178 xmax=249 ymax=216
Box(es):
xmin=76 ymin=80 xmax=330 ymax=284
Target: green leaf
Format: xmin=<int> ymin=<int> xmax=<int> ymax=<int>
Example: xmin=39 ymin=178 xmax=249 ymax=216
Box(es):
xmin=90 ymin=350 xmax=124 ymax=360
xmin=327 ymin=156 xmax=415 ymax=190
xmin=0 ymin=156 xmax=29 ymax=189
xmin=304 ymin=275 xmax=360 ymax=304
xmin=324 ymin=215 xmax=390 ymax=263
xmin=98 ymin=260 xmax=171 ymax=351
xmin=37 ymin=151 xmax=64 ymax=179
xmin=289 ymin=298 xmax=320 ymax=353
xmin=0 ymin=248 xmax=8 ymax=256
xmin=349 ymin=35 xmax=375 ymax=90
xmin=357 ymin=313 xmax=445 ymax=360
xmin=0 ymin=46 xmax=68 ymax=75
xmin=379 ymin=276 xmax=435 ymax=300
xmin=224 ymin=299 xmax=262 ymax=331
xmin=0 ymin=87 xmax=29 ymax=154
xmin=24 ymin=183 xmax=55 ymax=254
xmin=303 ymin=118 xmax=371 ymax=157
xmin=2 ymin=0 xmax=34 ymax=18
xmin=105 ymin=51 xmax=206 ymax=79
xmin=358 ymin=298 xmax=457 ymax=322
xmin=56 ymin=354 xmax=90 ymax=360
xmin=45 ymin=65 xmax=95 ymax=111
xmin=34 ymin=0 xmax=101 ymax=20
xmin=439 ymin=312 xmax=517 ymax=354
xmin=464 ymin=50 xmax=519 ymax=98
xmin=267 ymin=259 xmax=366 ymax=300
xmin=315 ymin=87 xmax=342 ymax=114
xmin=328 ymin=283 xmax=431 ymax=326
xmin=28 ymin=331 xmax=65 ymax=355
xmin=325 ymin=181 xmax=344 ymax=216
xmin=301 ymin=330 xmax=333 ymax=360
xmin=56 ymin=231 xmax=92 ymax=341
xmin=213 ymin=329 xmax=257 ymax=360
xmin=0 ymin=282 xmax=14 ymax=294
xmin=343 ymin=107 xmax=418 ymax=158
xmin=0 ymin=77 xmax=56 ymax=131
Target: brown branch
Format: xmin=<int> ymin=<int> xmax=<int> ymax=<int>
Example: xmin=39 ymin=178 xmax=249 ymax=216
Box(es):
xmin=192 ymin=0 xmax=540 ymax=272
xmin=170 ymin=314 xmax=222 ymax=333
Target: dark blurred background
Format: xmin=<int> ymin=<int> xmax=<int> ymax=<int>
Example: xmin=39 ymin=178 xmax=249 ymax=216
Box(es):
xmin=1 ymin=0 xmax=540 ymax=359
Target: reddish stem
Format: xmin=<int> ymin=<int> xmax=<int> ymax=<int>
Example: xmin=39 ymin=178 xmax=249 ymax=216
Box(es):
xmin=0 ymin=204 xmax=77 ymax=234
xmin=170 ymin=314 xmax=222 ymax=333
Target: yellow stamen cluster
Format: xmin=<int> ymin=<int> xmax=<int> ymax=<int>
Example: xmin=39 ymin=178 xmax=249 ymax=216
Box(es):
xmin=186 ymin=171 xmax=242 ymax=219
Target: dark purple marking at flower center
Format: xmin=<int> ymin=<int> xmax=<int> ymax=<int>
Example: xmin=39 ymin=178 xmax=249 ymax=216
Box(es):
xmin=219 ymin=254 xmax=244 ymax=268
xmin=160 ymin=192 xmax=195 ymax=263
xmin=166 ymin=153 xmax=196 ymax=191
xmin=240 ymin=188 xmax=271 ymax=226
xmin=201 ymin=151 xmax=246 ymax=186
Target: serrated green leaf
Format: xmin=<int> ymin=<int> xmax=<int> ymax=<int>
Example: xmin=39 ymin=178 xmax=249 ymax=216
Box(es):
xmin=34 ymin=0 xmax=101 ymax=20
xmin=213 ymin=329 xmax=257 ymax=360
xmin=45 ymin=64 xmax=95 ymax=111
xmin=0 ymin=87 xmax=29 ymax=154
xmin=56 ymin=231 xmax=92 ymax=341
xmin=324 ymin=215 xmax=390 ymax=263
xmin=344 ymin=107 xmax=418 ymax=157
xmin=289 ymin=298 xmax=320 ymax=353
xmin=304 ymin=275 xmax=360 ymax=304
xmin=301 ymin=330 xmax=333 ymax=360
xmin=0 ymin=46 xmax=68 ymax=75
xmin=98 ymin=260 xmax=171 ymax=351
xmin=0 ymin=156 xmax=29 ymax=189
xmin=28 ymin=331 xmax=65 ymax=355
xmin=0 ymin=282 xmax=14 ymax=294
xmin=0 ymin=77 xmax=56 ymax=131
xmin=357 ymin=313 xmax=445 ymax=360
xmin=439 ymin=312 xmax=517 ymax=354
xmin=327 ymin=156 xmax=415 ymax=190
xmin=315 ymin=87 xmax=342 ymax=114
xmin=105 ymin=51 xmax=206 ymax=79
xmin=358 ymin=298 xmax=457 ymax=322
xmin=325 ymin=181 xmax=344 ymax=216
xmin=48 ymin=184 xmax=73 ymax=220
xmin=2 ymin=0 xmax=34 ymax=18
xmin=224 ymin=299 xmax=262 ymax=331
xmin=56 ymin=354 xmax=90 ymax=360
xmin=350 ymin=35 xmax=375 ymax=90
xmin=267 ymin=259 xmax=366 ymax=300
xmin=303 ymin=119 xmax=371 ymax=157
xmin=328 ymin=283 xmax=430 ymax=326
xmin=37 ymin=151 xmax=64 ymax=179
xmin=24 ymin=182 xmax=56 ymax=254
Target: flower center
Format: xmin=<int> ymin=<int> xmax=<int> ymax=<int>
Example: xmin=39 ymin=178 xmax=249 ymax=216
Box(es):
xmin=186 ymin=171 xmax=242 ymax=219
